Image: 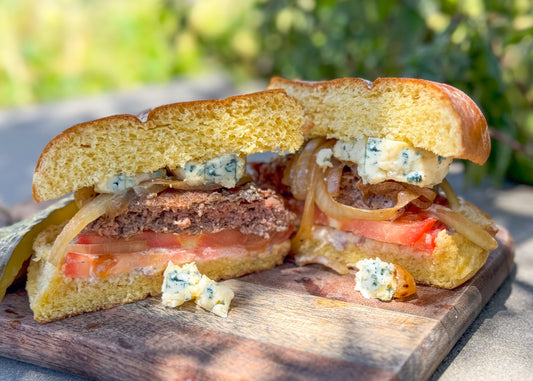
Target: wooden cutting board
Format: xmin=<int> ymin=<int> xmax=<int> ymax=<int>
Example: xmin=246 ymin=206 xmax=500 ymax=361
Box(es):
xmin=0 ymin=228 xmax=514 ymax=381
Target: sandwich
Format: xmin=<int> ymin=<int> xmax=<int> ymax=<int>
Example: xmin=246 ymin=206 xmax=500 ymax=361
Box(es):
xmin=27 ymin=89 xmax=305 ymax=322
xmin=252 ymin=77 xmax=498 ymax=289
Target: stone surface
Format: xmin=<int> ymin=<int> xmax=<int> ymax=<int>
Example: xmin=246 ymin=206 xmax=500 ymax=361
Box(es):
xmin=0 ymin=202 xmax=12 ymax=228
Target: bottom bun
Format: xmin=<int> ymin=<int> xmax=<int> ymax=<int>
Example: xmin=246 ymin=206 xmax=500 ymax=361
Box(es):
xmin=294 ymin=225 xmax=490 ymax=289
xmin=27 ymin=225 xmax=290 ymax=323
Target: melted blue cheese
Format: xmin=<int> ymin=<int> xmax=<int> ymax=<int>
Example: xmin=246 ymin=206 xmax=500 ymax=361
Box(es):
xmin=95 ymin=153 xmax=246 ymax=193
xmin=174 ymin=153 xmax=246 ymax=188
xmin=354 ymin=258 xmax=397 ymax=301
xmin=161 ymin=262 xmax=234 ymax=317
xmin=95 ymin=169 xmax=166 ymax=193
xmin=332 ymin=137 xmax=452 ymax=187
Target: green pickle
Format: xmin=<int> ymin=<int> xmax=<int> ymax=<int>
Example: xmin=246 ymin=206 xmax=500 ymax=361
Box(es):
xmin=0 ymin=195 xmax=77 ymax=301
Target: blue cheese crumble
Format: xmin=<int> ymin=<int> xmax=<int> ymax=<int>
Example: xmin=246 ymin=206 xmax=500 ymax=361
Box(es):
xmin=332 ymin=136 xmax=452 ymax=186
xmin=161 ymin=262 xmax=234 ymax=317
xmin=161 ymin=262 xmax=203 ymax=307
xmin=173 ymin=153 xmax=246 ymax=188
xmin=195 ymin=275 xmax=235 ymax=318
xmin=354 ymin=258 xmax=397 ymax=301
xmin=316 ymin=148 xmax=333 ymax=168
xmin=95 ymin=153 xmax=246 ymax=193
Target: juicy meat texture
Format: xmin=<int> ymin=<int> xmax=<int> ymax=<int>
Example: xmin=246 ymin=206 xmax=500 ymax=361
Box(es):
xmin=335 ymin=166 xmax=396 ymax=209
xmin=82 ymin=183 xmax=295 ymax=239
xmin=251 ymin=157 xmax=397 ymax=210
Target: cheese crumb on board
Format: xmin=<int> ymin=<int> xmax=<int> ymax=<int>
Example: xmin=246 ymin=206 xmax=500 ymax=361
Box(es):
xmin=195 ymin=275 xmax=235 ymax=318
xmin=161 ymin=262 xmax=202 ymax=308
xmin=353 ymin=257 xmax=417 ymax=301
xmin=354 ymin=258 xmax=397 ymax=301
xmin=161 ymin=261 xmax=234 ymax=317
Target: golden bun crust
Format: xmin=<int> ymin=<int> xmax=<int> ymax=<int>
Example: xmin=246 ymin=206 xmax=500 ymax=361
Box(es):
xmin=295 ymin=225 xmax=490 ymax=289
xmin=268 ymin=76 xmax=490 ymax=165
xmin=393 ymin=264 xmax=416 ymax=299
xmin=27 ymin=225 xmax=290 ymax=323
xmin=33 ymin=89 xmax=305 ymax=202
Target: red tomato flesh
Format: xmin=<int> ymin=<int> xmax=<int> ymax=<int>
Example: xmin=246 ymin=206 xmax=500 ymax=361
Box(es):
xmin=315 ymin=209 xmax=444 ymax=252
xmin=65 ymin=229 xmax=292 ymax=279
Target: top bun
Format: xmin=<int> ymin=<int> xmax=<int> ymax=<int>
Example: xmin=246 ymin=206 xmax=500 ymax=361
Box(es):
xmin=33 ymin=89 xmax=305 ymax=202
xmin=268 ymin=77 xmax=490 ymax=165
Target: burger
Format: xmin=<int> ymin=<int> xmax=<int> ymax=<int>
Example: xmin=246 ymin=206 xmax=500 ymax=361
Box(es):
xmin=27 ymin=89 xmax=304 ymax=322
xmin=252 ymin=77 xmax=498 ymax=289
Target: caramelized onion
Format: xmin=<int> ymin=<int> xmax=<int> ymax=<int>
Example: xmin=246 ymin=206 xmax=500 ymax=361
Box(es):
xmin=290 ymin=138 xmax=325 ymax=200
xmin=74 ymin=187 xmax=96 ymax=208
xmin=316 ymin=169 xmax=422 ymax=221
xmin=358 ymin=180 xmax=436 ymax=203
xmin=132 ymin=183 xmax=169 ymax=198
xmin=291 ymin=139 xmax=336 ymax=249
xmin=402 ymin=184 xmax=437 ymax=202
xmin=49 ymin=192 xmax=129 ymax=267
xmin=438 ymin=178 xmax=460 ymax=209
xmin=66 ymin=240 xmax=147 ymax=255
xmin=291 ymin=161 xmax=320 ymax=250
xmin=426 ymin=203 xmax=498 ymax=251
xmin=357 ymin=181 xmax=406 ymax=200
xmin=410 ymin=197 xmax=434 ymax=209
xmin=106 ymin=189 xmax=139 ymax=219
xmin=142 ymin=174 xmax=253 ymax=193
xmin=456 ymin=199 xmax=499 ymax=236
xmin=146 ymin=179 xmax=223 ymax=191
xmin=326 ymin=163 xmax=343 ymax=197
xmin=281 ymin=155 xmax=294 ymax=187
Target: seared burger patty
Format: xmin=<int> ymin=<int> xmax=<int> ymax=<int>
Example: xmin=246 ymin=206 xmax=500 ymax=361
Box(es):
xmin=82 ymin=183 xmax=295 ymax=239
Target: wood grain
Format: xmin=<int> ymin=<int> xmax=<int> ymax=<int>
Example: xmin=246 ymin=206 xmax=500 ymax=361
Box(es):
xmin=0 ymin=228 xmax=514 ymax=381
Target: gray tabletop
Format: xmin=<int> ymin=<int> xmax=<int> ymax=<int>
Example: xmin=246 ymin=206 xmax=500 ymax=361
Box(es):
xmin=1 ymin=76 xmax=531 ymax=381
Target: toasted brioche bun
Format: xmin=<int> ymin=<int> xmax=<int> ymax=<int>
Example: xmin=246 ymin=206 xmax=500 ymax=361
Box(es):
xmin=268 ymin=77 xmax=490 ymax=164
xmin=33 ymin=89 xmax=305 ymax=203
xmin=393 ymin=264 xmax=417 ymax=299
xmin=27 ymin=224 xmax=290 ymax=322
xmin=296 ymin=226 xmax=490 ymax=289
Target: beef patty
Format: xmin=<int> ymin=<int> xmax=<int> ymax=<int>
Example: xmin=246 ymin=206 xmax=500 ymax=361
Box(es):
xmin=82 ymin=182 xmax=295 ymax=239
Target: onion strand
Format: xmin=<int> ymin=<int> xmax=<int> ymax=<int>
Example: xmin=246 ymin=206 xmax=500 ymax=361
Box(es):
xmin=49 ymin=192 xmax=129 ymax=267
xmin=66 ymin=240 xmax=148 ymax=255
xmin=426 ymin=203 xmax=498 ymax=251
xmin=290 ymin=138 xmax=325 ymax=200
xmin=439 ymin=178 xmax=460 ymax=209
xmin=316 ymin=168 xmax=422 ymax=221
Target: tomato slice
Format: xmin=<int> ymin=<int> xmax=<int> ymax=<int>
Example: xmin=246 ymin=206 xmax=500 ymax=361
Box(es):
xmin=63 ymin=251 xmax=189 ymax=279
xmin=410 ymin=223 xmax=445 ymax=253
xmin=76 ymin=230 xmax=273 ymax=250
xmin=65 ymin=228 xmax=293 ymax=279
xmin=315 ymin=209 xmax=444 ymax=252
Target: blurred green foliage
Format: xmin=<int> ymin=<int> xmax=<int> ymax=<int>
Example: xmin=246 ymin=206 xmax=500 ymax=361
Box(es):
xmin=1 ymin=0 xmax=532 ymax=184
